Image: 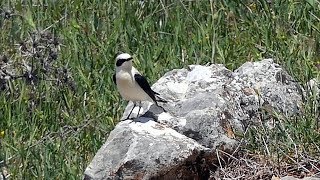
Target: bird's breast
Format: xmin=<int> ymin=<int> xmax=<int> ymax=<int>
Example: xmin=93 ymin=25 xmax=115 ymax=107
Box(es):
xmin=115 ymin=71 xmax=151 ymax=102
xmin=116 ymin=72 xmax=134 ymax=86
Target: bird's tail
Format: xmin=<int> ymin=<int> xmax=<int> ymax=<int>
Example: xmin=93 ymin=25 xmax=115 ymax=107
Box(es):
xmin=156 ymin=96 xmax=167 ymax=103
xmin=153 ymin=90 xmax=168 ymax=103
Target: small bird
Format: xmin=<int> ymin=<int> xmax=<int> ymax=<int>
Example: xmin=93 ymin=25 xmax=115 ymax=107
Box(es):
xmin=113 ymin=53 xmax=166 ymax=120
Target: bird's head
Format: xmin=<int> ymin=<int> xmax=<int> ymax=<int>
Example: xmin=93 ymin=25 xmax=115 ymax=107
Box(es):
xmin=115 ymin=53 xmax=133 ymax=71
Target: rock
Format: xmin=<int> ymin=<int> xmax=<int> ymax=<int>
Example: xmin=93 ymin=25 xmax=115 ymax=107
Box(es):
xmin=228 ymin=59 xmax=304 ymax=128
xmin=84 ymin=120 xmax=209 ymax=180
xmin=153 ymin=64 xmax=244 ymax=151
xmin=232 ymin=59 xmax=303 ymax=116
xmin=84 ymin=59 xmax=305 ymax=179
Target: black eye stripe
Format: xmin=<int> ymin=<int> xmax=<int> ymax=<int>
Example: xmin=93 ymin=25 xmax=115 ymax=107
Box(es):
xmin=116 ymin=59 xmax=126 ymax=67
xmin=116 ymin=57 xmax=133 ymax=67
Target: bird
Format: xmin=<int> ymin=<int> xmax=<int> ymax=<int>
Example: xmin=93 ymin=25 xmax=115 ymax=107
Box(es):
xmin=113 ymin=53 xmax=167 ymax=120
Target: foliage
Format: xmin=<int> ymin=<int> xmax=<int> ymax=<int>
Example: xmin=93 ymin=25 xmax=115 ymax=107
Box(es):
xmin=0 ymin=0 xmax=319 ymax=178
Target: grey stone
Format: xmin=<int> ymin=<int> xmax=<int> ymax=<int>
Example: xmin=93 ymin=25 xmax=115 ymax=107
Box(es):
xmin=152 ymin=64 xmax=244 ymax=152
xmin=230 ymin=59 xmax=304 ymax=117
xmin=84 ymin=120 xmax=208 ymax=180
xmin=85 ymin=59 xmax=305 ymax=179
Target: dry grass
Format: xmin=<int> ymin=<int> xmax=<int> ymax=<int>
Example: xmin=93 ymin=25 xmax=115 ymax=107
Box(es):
xmin=213 ymin=149 xmax=320 ymax=179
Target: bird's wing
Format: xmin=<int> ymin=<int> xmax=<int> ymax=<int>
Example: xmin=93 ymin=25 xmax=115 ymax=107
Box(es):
xmin=113 ymin=74 xmax=116 ymax=85
xmin=134 ymin=74 xmax=157 ymax=103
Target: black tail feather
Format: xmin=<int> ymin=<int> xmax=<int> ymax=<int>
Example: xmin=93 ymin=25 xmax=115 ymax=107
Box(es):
xmin=154 ymin=92 xmax=167 ymax=103
xmin=156 ymin=98 xmax=167 ymax=103
xmin=152 ymin=90 xmax=160 ymax=95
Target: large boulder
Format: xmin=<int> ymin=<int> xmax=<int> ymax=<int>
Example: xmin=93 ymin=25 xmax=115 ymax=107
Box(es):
xmin=84 ymin=120 xmax=209 ymax=179
xmin=84 ymin=59 xmax=304 ymax=179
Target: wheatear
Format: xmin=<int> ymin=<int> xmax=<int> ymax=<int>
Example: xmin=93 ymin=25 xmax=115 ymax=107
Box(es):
xmin=113 ymin=53 xmax=166 ymax=120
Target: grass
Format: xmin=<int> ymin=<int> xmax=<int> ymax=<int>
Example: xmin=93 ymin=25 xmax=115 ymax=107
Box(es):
xmin=0 ymin=0 xmax=319 ymax=179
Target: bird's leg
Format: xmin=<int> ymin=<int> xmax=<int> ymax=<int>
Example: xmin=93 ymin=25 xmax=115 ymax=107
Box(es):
xmin=136 ymin=101 xmax=142 ymax=118
xmin=126 ymin=102 xmax=136 ymax=120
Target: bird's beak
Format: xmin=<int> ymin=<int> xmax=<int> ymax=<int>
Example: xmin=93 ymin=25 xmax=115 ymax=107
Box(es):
xmin=127 ymin=57 xmax=133 ymax=61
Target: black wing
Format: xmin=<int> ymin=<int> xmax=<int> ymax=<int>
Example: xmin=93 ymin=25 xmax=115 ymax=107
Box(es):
xmin=134 ymin=74 xmax=157 ymax=103
xmin=113 ymin=74 xmax=116 ymax=85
